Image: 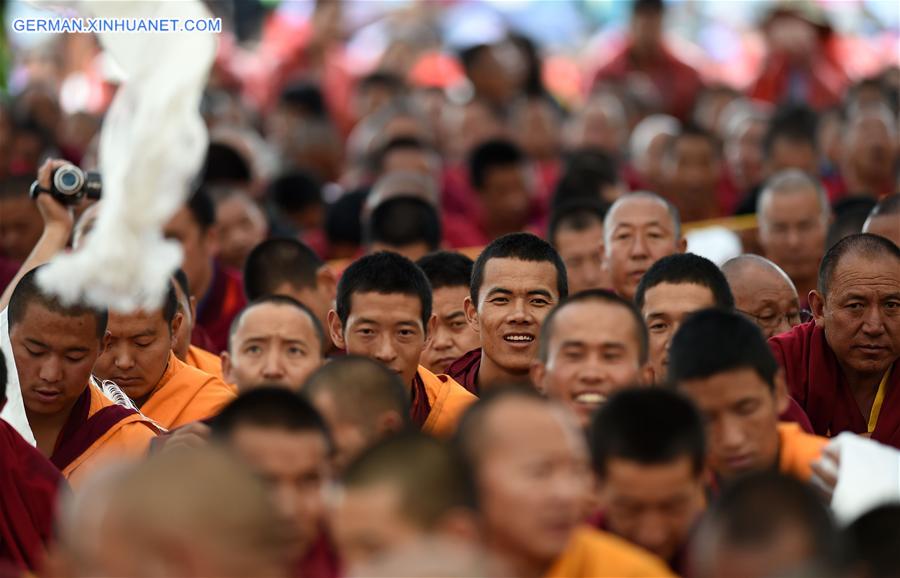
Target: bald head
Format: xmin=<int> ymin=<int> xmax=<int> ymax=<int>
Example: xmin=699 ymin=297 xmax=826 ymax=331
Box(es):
xmin=723 ymin=255 xmax=801 ymax=338
xmin=863 ymin=195 xmax=900 ymax=248
xmin=757 ymin=170 xmax=830 ymax=225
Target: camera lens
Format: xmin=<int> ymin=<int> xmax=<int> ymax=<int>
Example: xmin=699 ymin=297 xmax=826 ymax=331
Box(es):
xmin=53 ymin=166 xmax=85 ymax=196
xmin=60 ymin=172 xmax=78 ymax=188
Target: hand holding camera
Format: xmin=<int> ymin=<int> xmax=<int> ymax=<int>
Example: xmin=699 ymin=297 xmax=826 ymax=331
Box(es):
xmin=28 ymin=159 xmax=102 ymax=235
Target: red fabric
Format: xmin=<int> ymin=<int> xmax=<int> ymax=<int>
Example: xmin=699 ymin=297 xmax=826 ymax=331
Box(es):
xmin=446 ymin=348 xmax=482 ymax=396
xmin=770 ymin=321 xmax=900 ymax=448
xmin=293 ymin=530 xmax=341 ymax=578
xmin=409 ymin=372 xmax=433 ymax=430
xmin=592 ymin=43 xmax=703 ymax=122
xmin=781 ymin=397 xmax=815 ymax=434
xmin=0 ymin=419 xmax=66 ymax=573
xmin=0 ymin=257 xmax=18 ymax=296
xmin=749 ymin=52 xmax=847 ymax=111
xmin=196 ymin=262 xmax=247 ymax=354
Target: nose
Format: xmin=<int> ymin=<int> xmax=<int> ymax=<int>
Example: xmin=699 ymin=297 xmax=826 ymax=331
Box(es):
xmin=373 ymin=335 xmax=398 ymax=364
xmin=578 ymin=355 xmax=607 ymax=385
xmin=261 ymin=348 xmax=285 ymax=379
xmin=38 ymin=356 xmax=63 ymax=383
xmin=629 ymin=234 xmax=650 ymax=259
xmin=786 ymin=227 xmax=801 ymax=249
xmin=430 ymin=325 xmax=453 ymax=351
xmin=635 ymin=514 xmax=669 ymax=554
xmin=861 ymin=306 xmax=886 ymax=337
xmin=114 ymin=346 xmax=135 ymax=371
xmin=507 ymin=298 xmax=531 ymax=324
xmin=718 ymin=414 xmax=747 ymax=452
xmin=772 ymin=315 xmax=792 ymax=338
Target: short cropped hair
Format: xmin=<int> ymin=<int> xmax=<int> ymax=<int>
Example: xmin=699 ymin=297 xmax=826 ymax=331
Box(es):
xmin=635 ymin=253 xmax=734 ymax=312
xmin=228 ymin=295 xmax=325 ymax=352
xmin=336 ymin=252 xmax=432 ymax=329
xmin=243 ymin=238 xmax=324 ymax=300
xmin=416 ymin=252 xmax=474 ymax=291
xmin=470 ymin=233 xmax=568 ymax=305
xmin=818 ymin=233 xmax=900 ymax=296
xmin=469 ymin=139 xmax=526 ymax=191
xmin=366 ymin=197 xmax=441 ymax=251
xmin=547 ymin=199 xmax=608 ymax=246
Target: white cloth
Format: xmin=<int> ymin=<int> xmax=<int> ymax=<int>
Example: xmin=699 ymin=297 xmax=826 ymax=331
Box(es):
xmin=685 ymin=226 xmax=743 ymax=266
xmin=0 ymin=307 xmax=36 ymax=445
xmin=814 ymin=433 xmax=900 ymax=524
xmin=34 ymin=0 xmax=216 ymax=313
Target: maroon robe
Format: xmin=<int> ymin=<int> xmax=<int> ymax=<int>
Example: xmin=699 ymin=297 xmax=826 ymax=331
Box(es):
xmin=770 ymin=321 xmax=900 ymax=449
xmin=409 ymin=373 xmax=432 ymax=429
xmin=293 ymin=528 xmax=341 ymax=578
xmin=0 ymin=419 xmax=67 ymax=573
xmin=446 ymin=348 xmax=482 ymax=395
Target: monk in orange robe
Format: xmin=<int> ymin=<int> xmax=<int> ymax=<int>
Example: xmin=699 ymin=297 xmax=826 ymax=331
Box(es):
xmin=770 ymin=234 xmax=900 ymax=449
xmin=453 ymin=387 xmax=673 ymax=578
xmin=170 ymin=269 xmax=228 ymax=385
xmin=327 ymin=252 xmax=475 ymax=436
xmin=669 ymin=308 xmax=828 ymax=484
xmin=92 ymin=281 xmax=236 ymax=430
xmin=7 ymin=267 xmax=158 ymax=490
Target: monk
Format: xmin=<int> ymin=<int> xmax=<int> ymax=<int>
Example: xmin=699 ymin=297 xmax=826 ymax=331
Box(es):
xmin=589 ymin=388 xmax=707 ymax=575
xmin=669 ymin=309 xmax=828 ymax=483
xmin=602 ymin=192 xmax=685 ymax=302
xmin=722 ymin=254 xmax=804 ymax=339
xmin=770 ymin=234 xmax=900 ymax=448
xmin=0 ymin=350 xmax=67 ymax=574
xmin=448 ymin=233 xmax=568 ymax=394
xmin=530 ymin=290 xmax=652 ymax=427
xmin=416 ymin=252 xmax=481 ymax=375
xmin=862 ymin=194 xmax=900 ymax=248
xmin=53 ymin=447 xmax=290 ymax=578
xmin=223 ymin=296 xmax=326 ymax=392
xmin=453 ymin=387 xmax=674 ymax=578
xmin=211 ymin=388 xmax=338 ymax=578
xmin=691 ymin=472 xmax=838 ymax=578
xmin=171 ymin=269 xmax=225 ymax=380
xmin=328 ymin=252 xmax=476 ymax=437
xmin=330 ymin=432 xmax=481 ymax=571
xmin=547 ymin=200 xmax=610 ymax=295
xmin=304 ymin=355 xmax=408 ymax=472
xmin=7 ymin=267 xmax=158 ymax=488
xmin=92 ymin=281 xmax=236 ymax=430
xmin=243 ymin=238 xmax=338 ymax=354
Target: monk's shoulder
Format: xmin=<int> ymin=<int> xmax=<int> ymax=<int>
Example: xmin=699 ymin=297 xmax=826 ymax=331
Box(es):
xmin=560 ymin=527 xmax=676 ymax=578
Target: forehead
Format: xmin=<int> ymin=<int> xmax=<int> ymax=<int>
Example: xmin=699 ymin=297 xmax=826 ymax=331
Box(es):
xmin=432 ymin=286 xmax=468 ymax=309
xmin=481 ymin=399 xmax=580 ymax=459
xmin=763 ymin=188 xmax=821 ymax=214
xmin=679 ymin=367 xmax=771 ymax=404
xmin=107 ymin=309 xmax=165 ymax=331
xmin=231 ymin=425 xmax=328 ymax=464
xmin=830 ymin=252 xmax=900 ymax=292
xmin=481 ymin=257 xmax=558 ymax=292
xmin=644 ymin=283 xmax=715 ymax=314
xmin=15 ymin=301 xmax=99 ymax=340
xmin=556 ymin=221 xmax=603 ymax=245
xmin=730 ymin=266 xmax=797 ymax=302
xmin=234 ymin=304 xmax=315 ymax=337
xmin=551 ymin=301 xmax=640 ymax=347
xmin=349 ymin=292 xmax=423 ymax=321
xmin=609 ymin=198 xmax=673 ymax=229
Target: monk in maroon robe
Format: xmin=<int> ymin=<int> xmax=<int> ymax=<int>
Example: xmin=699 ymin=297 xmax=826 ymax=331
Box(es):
xmin=770 ymin=234 xmax=900 ymax=448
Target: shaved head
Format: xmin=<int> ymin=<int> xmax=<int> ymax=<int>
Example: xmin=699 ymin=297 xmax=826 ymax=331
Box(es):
xmin=8 ymin=266 xmax=107 ymax=341
xmin=818 ymin=234 xmax=900 ymax=296
xmin=863 ymin=195 xmax=900 ymax=248
xmin=723 ymin=255 xmax=801 ymax=338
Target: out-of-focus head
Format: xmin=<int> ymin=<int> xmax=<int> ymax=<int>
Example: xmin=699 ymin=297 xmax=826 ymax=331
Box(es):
xmin=722 ymin=254 xmax=802 ymax=339
xmin=468 ymin=139 xmax=534 ymax=234
xmin=510 ymin=95 xmax=563 ymax=161
xmin=635 ymin=253 xmax=734 ymax=384
xmin=365 ymin=196 xmax=441 ymax=263
xmin=825 ymin=197 xmax=878 ymax=252
xmin=56 ymin=447 xmax=291 ymax=578
xmin=210 ymin=187 xmax=267 ymax=271
xmin=630 ymin=0 xmax=665 ymax=56
xmin=669 ymin=309 xmax=788 ymax=481
xmin=532 ymin=290 xmax=649 ymax=427
xmin=0 ymin=174 xmax=42 ymax=262
xmin=762 ymin=105 xmax=819 ymax=177
xmin=211 ymin=387 xmax=332 ymax=556
xmin=453 ymin=387 xmax=591 ymax=573
xmin=466 ymin=233 xmax=567 ymax=382
xmin=331 ymin=251 xmax=433 ymax=387
xmin=842 ymin=103 xmax=897 ymax=192
xmin=8 ymin=267 xmax=107 ymax=419
xmin=164 ymin=187 xmax=217 ymax=300
xmin=353 ymin=72 xmax=408 ymax=124
xmin=724 ymin=107 xmax=769 ymax=191
xmin=92 ymin=283 xmax=181 ymax=403
xmin=692 ymin=472 xmax=837 ymax=578
xmin=810 ymin=234 xmax=900 ymax=382
xmin=243 ymin=237 xmax=336 ymax=341
xmin=564 ymin=93 xmax=627 ymax=157
xmin=548 ymin=200 xmax=610 ymax=294
xmin=589 ymin=388 xmax=706 ymax=563
xmin=331 ymin=432 xmax=478 ymax=570
xmin=223 ymin=296 xmax=325 ymax=392
xmin=662 ymin=123 xmax=721 ymax=215
xmin=757 ymin=169 xmax=830 ymax=290
xmin=304 ymin=355 xmax=409 ymax=473
xmin=170 ymin=269 xmax=194 ymax=360
xmin=266 ymin=171 xmax=325 ymax=233
xmin=369 ymin=136 xmax=441 ymax=184
xmin=553 ymin=148 xmax=622 ymax=207
xmin=603 ymin=192 xmax=685 ymax=301
xmin=862 ymin=194 xmax=900 ymax=248
xmin=417 ymin=252 xmax=480 ymax=374
xmin=459 ymin=43 xmax=521 ymax=108
xmin=628 ymin=115 xmax=680 ymax=191
xmin=840 ymin=503 xmax=900 ymax=578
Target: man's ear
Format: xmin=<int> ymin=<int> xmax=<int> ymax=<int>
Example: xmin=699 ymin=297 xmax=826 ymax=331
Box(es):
xmin=170 ymin=311 xmax=184 ymax=340
xmin=774 ymin=368 xmax=790 ymax=414
xmin=101 ymin=330 xmax=111 ymax=352
xmin=463 ymin=296 xmax=480 ymax=334
xmin=530 ymin=361 xmax=547 ymax=395
xmin=809 ymin=290 xmax=826 ymax=327
xmin=316 ymin=265 xmax=338 ymax=302
xmin=203 ymin=225 xmax=220 ymax=257
xmin=188 ymin=295 xmax=198 ymax=324
xmin=375 ymin=410 xmax=405 ymax=437
xmin=221 ymin=351 xmax=234 ymax=383
xmin=327 ymin=309 xmax=346 ymax=350
xmin=424 ymin=313 xmax=437 ymax=349
xmin=639 ymin=362 xmax=654 ymax=386
xmin=677 ymin=236 xmax=688 ymax=253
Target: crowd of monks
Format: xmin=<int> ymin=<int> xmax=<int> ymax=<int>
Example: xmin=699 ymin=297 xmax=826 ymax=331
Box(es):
xmin=3 ymin=0 xmax=900 ymax=576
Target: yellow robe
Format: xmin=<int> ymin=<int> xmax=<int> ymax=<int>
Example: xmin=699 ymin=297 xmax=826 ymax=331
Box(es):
xmin=417 ymin=365 xmax=477 ymax=438
xmin=545 ymin=526 xmax=676 ymax=578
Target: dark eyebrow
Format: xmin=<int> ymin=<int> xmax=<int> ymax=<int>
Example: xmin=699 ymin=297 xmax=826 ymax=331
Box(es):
xmin=486 ymin=288 xmax=513 ymax=298
xmin=129 ymin=330 xmax=156 ymax=339
xmin=444 ymin=311 xmax=466 ymax=321
xmin=645 ymin=312 xmax=669 ymax=321
xmin=527 ymin=289 xmax=553 ymax=299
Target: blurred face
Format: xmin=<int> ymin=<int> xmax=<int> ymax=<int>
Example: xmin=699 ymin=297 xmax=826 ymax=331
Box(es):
xmin=479 ymin=166 xmax=533 ymax=233
xmin=812 ymin=254 xmax=900 ymax=379
xmin=758 ymin=188 xmax=827 ymax=285
xmin=696 ymin=524 xmax=819 ymax=578
xmin=767 ymin=139 xmax=817 ymax=176
xmin=678 ymin=368 xmax=785 ymax=480
xmin=727 ymin=120 xmax=766 ymax=189
xmin=466 ymin=258 xmax=560 ymax=378
xmin=421 ymin=285 xmax=480 ymax=374
xmin=331 ymin=482 xmax=422 ymax=569
xmin=164 ymin=207 xmax=216 ymax=299
xmin=846 ymin=116 xmax=895 ymax=183
xmin=605 ymin=197 xmax=683 ymax=300
xmin=309 ymin=391 xmax=370 ymax=474
xmin=368 ymin=241 xmax=432 ymax=264
xmin=568 ymin=101 xmax=624 ymax=155
xmin=554 ymin=222 xmax=608 ymax=294
xmin=631 ymin=9 xmax=663 ymax=55
xmin=381 ymin=148 xmax=440 ymax=182
xmin=731 ymin=268 xmax=802 ymax=339
xmin=638 ymin=133 xmax=674 ymax=191
xmin=665 ymin=136 xmax=720 ymax=203
xmin=0 ymin=196 xmax=42 ymax=262
xmin=330 ymin=292 xmax=430 ymax=387
xmin=642 ymin=283 xmax=716 ymax=384
xmin=864 ymin=214 xmax=900 ymax=248
xmin=531 ymin=301 xmax=647 ymax=428
xmin=229 ymin=425 xmax=330 ymax=554
xmin=600 ymin=456 xmax=705 ymax=563
xmin=272 ymin=279 xmax=335 ymax=347
xmin=93 ymin=309 xmax=179 ymax=403
xmin=223 ymin=303 xmax=324 ymax=392
xmin=514 ymin=100 xmax=561 ymax=161
xmin=215 ymin=195 xmax=267 ymax=271
xmin=477 ymin=400 xmax=591 ymax=567
xmin=10 ymin=304 xmax=101 ymax=418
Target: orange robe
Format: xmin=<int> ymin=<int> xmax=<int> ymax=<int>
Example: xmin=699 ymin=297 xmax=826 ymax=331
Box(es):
xmin=778 ymin=423 xmax=829 ymax=482
xmin=545 ymin=526 xmax=675 ymax=578
xmin=54 ymin=380 xmax=159 ymax=489
xmin=140 ymin=352 xmax=236 ymax=430
xmin=416 ymin=366 xmax=477 ymax=438
xmin=184 ymin=345 xmax=236 ymax=393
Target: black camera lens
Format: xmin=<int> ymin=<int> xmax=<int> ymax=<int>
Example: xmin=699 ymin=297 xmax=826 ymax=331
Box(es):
xmin=60 ymin=172 xmax=78 ymax=188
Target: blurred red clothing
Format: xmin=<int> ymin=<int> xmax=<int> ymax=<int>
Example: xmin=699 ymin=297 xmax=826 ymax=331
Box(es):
xmin=749 ymin=51 xmax=847 ymax=111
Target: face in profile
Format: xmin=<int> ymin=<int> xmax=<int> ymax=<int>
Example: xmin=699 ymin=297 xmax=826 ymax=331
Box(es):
xmin=421 ymin=285 xmax=481 ymax=375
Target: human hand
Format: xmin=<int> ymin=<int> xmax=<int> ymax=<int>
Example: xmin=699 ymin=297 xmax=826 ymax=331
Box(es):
xmin=34 ymin=158 xmax=77 ymax=234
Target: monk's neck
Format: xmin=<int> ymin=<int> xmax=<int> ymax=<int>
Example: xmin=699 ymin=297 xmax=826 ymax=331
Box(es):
xmin=26 ymin=404 xmax=76 ymax=458
xmin=840 ymin=361 xmax=891 ymax=419
xmin=478 ymin=353 xmax=529 ymax=392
